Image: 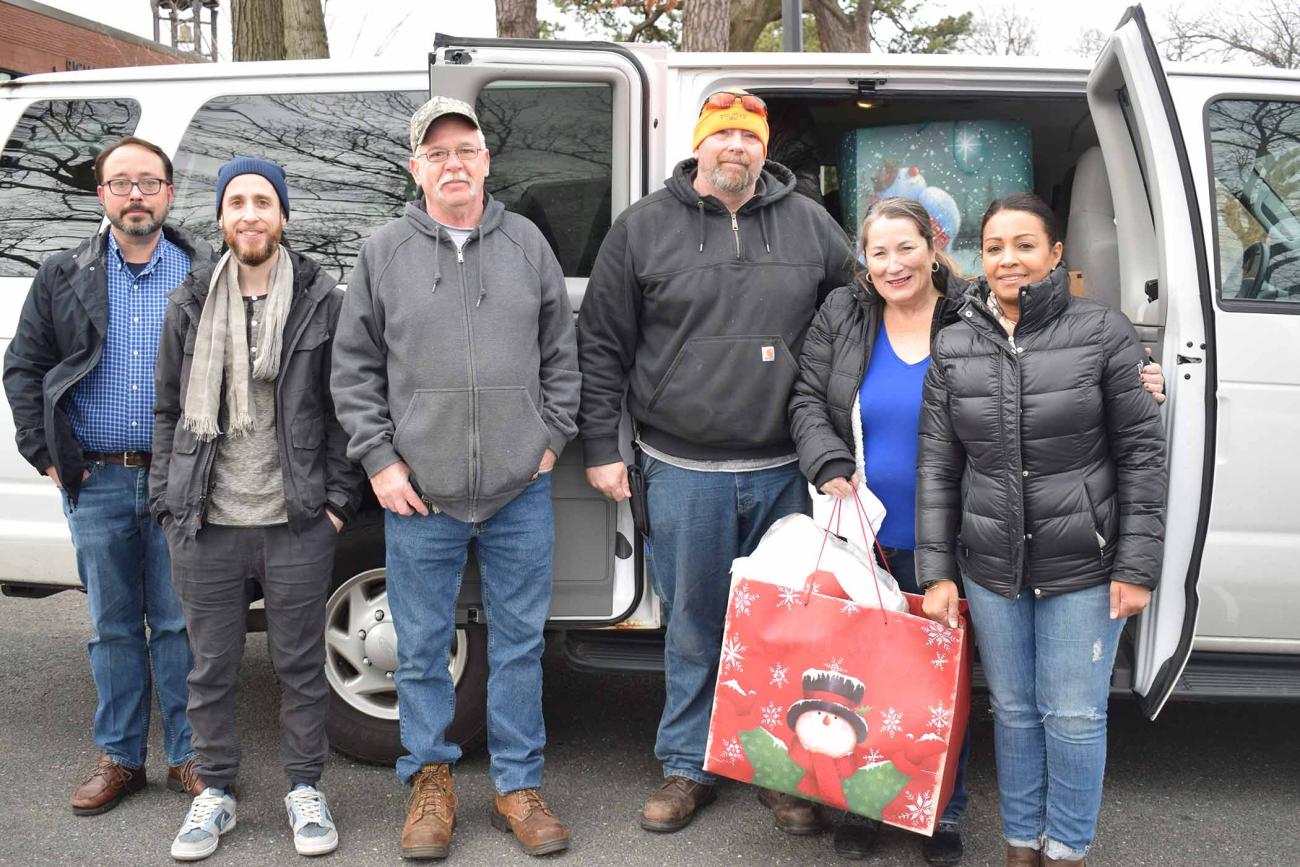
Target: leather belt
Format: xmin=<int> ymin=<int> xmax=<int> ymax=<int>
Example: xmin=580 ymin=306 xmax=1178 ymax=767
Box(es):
xmin=84 ymin=451 xmax=152 ymax=468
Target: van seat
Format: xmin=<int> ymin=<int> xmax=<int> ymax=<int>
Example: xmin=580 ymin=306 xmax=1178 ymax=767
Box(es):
xmin=1065 ymin=146 xmax=1121 ymax=312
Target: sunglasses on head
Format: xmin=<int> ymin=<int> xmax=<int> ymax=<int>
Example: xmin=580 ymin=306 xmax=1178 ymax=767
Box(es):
xmin=700 ymin=91 xmax=768 ymax=117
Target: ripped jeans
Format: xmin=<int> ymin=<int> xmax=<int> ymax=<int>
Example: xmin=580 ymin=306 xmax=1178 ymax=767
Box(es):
xmin=964 ymin=579 xmax=1125 ymax=862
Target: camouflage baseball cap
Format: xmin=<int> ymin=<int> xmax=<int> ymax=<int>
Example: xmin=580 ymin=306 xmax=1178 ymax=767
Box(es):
xmin=409 ymin=95 xmax=480 ymax=154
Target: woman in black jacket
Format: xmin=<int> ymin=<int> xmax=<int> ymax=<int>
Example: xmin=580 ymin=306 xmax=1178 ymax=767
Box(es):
xmin=789 ymin=197 xmax=969 ymax=865
xmin=915 ymin=193 xmax=1168 ymax=866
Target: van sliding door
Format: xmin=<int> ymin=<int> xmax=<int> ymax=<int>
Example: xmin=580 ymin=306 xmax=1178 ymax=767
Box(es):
xmin=429 ymin=35 xmax=652 ymax=625
xmin=1087 ymin=7 xmax=1214 ymax=717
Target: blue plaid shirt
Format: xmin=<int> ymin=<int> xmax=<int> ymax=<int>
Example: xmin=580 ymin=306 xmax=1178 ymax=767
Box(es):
xmin=69 ymin=233 xmax=191 ymax=453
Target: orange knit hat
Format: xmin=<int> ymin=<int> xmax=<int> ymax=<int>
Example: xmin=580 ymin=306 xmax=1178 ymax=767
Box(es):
xmin=693 ymin=89 xmax=770 ymax=154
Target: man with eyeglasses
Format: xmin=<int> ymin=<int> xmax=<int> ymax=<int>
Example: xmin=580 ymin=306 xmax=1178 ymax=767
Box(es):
xmin=332 ymin=96 xmax=579 ymax=860
xmin=4 ymin=135 xmax=210 ymax=814
xmin=578 ymin=88 xmax=855 ymax=833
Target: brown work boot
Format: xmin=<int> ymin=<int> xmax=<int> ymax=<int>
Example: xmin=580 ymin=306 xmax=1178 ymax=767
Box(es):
xmin=639 ymin=776 xmax=717 ymax=832
xmin=400 ymin=764 xmax=456 ymax=860
xmin=166 ymin=756 xmax=205 ymax=796
xmin=69 ymin=754 xmax=146 ymax=815
xmin=756 ymin=788 xmax=822 ymax=835
xmin=1007 ymin=845 xmax=1043 ymax=867
xmin=491 ymin=789 xmax=571 ymax=856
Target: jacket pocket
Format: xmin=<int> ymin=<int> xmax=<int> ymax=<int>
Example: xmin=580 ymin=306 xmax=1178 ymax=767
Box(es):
xmin=646 ymin=335 xmax=798 ymax=448
xmin=291 ymin=418 xmax=326 ymax=508
xmin=392 ymin=389 xmax=474 ymax=502
xmin=476 ymin=387 xmax=550 ymax=498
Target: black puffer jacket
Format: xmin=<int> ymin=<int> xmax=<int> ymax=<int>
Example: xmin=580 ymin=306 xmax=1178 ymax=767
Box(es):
xmin=789 ymin=264 xmax=969 ymax=490
xmin=915 ymin=265 xmax=1167 ymax=599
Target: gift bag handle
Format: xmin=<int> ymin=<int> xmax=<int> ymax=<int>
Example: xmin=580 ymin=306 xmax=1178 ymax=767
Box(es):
xmin=807 ymin=493 xmax=891 ymax=625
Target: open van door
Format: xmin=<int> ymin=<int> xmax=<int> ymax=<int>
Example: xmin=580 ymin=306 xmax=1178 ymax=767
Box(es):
xmin=1086 ymin=6 xmax=1215 ymax=717
xmin=428 ymin=35 xmax=653 ymax=625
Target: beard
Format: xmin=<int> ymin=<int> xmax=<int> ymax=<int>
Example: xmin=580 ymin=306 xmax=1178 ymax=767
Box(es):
xmin=109 ymin=206 xmax=164 ymax=237
xmin=707 ymin=158 xmax=758 ymax=194
xmin=224 ymin=222 xmax=282 ymax=266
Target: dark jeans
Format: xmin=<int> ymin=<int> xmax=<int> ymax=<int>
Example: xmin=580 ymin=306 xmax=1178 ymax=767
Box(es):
xmin=879 ymin=546 xmax=969 ymax=826
xmin=166 ymin=517 xmax=336 ymax=789
xmin=62 ymin=461 xmax=194 ymax=768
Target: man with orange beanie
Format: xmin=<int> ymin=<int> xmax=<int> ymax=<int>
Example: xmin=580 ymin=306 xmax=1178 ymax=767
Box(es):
xmin=578 ymin=89 xmax=853 ymax=833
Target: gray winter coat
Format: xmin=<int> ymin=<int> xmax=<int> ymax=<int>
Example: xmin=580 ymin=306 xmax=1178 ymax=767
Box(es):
xmin=331 ymin=197 xmax=580 ymax=523
xmin=915 ymin=265 xmax=1167 ymax=599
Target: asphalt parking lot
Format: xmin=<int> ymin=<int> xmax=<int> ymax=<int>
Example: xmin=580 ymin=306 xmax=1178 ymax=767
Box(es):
xmin=0 ymin=589 xmax=1295 ymax=866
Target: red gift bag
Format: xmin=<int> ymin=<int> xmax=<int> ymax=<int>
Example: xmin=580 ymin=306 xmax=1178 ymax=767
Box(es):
xmin=703 ymin=504 xmax=971 ymax=836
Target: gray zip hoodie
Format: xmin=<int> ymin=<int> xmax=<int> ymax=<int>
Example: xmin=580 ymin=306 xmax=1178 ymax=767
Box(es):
xmin=331 ymin=196 xmax=580 ymax=522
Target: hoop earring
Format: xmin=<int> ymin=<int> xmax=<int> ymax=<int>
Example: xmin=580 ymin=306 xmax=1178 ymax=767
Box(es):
xmin=931 ymin=260 xmax=940 ymax=273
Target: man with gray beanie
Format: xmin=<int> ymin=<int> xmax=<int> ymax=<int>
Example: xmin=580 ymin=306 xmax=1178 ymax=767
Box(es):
xmin=332 ymin=96 xmax=579 ymax=860
xmin=152 ymin=156 xmax=362 ymax=861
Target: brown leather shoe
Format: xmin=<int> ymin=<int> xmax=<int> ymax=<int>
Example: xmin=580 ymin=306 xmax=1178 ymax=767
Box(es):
xmin=166 ymin=756 xmax=205 ymax=796
xmin=491 ymin=789 xmax=570 ymax=856
xmin=756 ymin=788 xmax=822 ymax=835
xmin=1007 ymin=845 xmax=1042 ymax=867
xmin=69 ymin=755 xmax=146 ymax=815
xmin=639 ymin=776 xmax=717 ymax=833
xmin=401 ymin=764 xmax=456 ymax=860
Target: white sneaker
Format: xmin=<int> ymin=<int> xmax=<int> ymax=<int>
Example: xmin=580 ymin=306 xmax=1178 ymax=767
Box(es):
xmin=171 ymin=787 xmax=237 ymax=861
xmin=284 ymin=784 xmax=339 ymax=856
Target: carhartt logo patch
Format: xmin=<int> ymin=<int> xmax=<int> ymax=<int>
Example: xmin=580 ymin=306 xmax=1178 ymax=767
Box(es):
xmin=761 ymin=345 xmax=776 ymax=362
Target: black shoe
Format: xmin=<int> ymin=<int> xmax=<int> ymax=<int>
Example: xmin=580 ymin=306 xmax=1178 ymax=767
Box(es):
xmin=832 ymin=813 xmax=881 ymax=860
xmin=921 ymin=823 xmax=963 ymax=865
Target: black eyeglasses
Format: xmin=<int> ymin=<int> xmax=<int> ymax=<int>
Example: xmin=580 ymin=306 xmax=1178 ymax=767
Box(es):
xmin=99 ymin=178 xmax=167 ymax=196
xmin=416 ymin=146 xmax=483 ymax=164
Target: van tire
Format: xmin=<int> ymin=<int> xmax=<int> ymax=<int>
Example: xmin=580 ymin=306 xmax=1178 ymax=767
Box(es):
xmin=323 ymin=512 xmax=489 ymax=765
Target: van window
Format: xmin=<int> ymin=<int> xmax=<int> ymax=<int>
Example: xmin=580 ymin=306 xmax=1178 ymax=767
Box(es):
xmin=477 ymin=81 xmax=613 ymax=277
xmin=169 ymin=90 xmax=424 ymax=282
xmin=0 ymin=98 xmax=141 ymax=276
xmin=1208 ymin=98 xmax=1300 ymax=304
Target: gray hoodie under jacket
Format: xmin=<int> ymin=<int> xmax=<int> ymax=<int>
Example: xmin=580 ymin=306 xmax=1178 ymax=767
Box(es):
xmin=331 ymin=196 xmax=580 ymax=523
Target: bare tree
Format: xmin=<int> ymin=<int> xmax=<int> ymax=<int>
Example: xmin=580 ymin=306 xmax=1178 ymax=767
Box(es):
xmin=232 ymin=0 xmax=285 ymax=61
xmin=804 ymin=0 xmax=972 ymax=54
xmin=1160 ymin=0 xmax=1299 ymax=69
xmin=1070 ymin=26 xmax=1107 ymax=60
xmin=550 ymin=0 xmax=683 ymax=44
xmin=497 ymin=0 xmax=540 ymax=38
xmin=283 ymin=0 xmax=330 ymax=59
xmin=683 ymin=0 xmax=732 ymax=50
xmin=808 ymin=0 xmax=871 ymax=52
xmin=959 ymin=4 xmax=1036 ymax=56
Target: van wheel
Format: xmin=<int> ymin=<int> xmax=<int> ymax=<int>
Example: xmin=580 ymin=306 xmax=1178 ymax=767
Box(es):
xmin=323 ymin=555 xmax=488 ymax=765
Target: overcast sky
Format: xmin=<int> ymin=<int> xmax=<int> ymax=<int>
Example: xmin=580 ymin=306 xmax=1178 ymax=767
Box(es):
xmin=43 ymin=0 xmax=1217 ymax=63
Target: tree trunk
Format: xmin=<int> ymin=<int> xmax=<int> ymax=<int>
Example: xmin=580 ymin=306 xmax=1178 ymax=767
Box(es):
xmin=810 ymin=0 xmax=870 ymax=52
xmin=283 ymin=0 xmax=329 ymax=59
xmin=683 ymin=0 xmax=732 ymax=51
xmin=730 ymin=0 xmax=780 ymax=50
xmin=232 ymin=0 xmax=285 ymax=61
xmin=496 ymin=0 xmax=540 ymax=39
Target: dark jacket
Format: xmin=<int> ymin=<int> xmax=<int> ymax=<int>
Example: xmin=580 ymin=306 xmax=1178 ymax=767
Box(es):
xmin=915 ymin=265 xmax=1167 ymax=599
xmin=3 ymin=225 xmax=213 ymax=506
xmin=789 ymin=264 xmax=969 ymax=491
xmin=577 ymin=158 xmax=854 ymax=466
xmin=150 ymin=248 xmax=363 ymax=537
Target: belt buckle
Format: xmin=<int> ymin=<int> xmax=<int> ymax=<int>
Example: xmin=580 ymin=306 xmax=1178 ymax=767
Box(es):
xmin=122 ymin=451 xmax=144 ymax=469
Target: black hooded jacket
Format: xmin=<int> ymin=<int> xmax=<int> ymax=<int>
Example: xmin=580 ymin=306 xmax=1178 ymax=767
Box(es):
xmin=789 ymin=264 xmax=970 ymax=491
xmin=577 ymin=159 xmax=854 ymax=465
xmin=915 ymin=265 xmax=1167 ymax=599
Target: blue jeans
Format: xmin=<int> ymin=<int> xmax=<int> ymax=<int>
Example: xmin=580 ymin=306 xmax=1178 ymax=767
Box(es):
xmin=964 ymin=579 xmax=1125 ymax=861
xmin=879 ymin=546 xmax=969 ymax=826
xmin=385 ymin=474 xmax=554 ymax=793
xmin=62 ymin=461 xmax=194 ymax=768
xmin=642 ymin=455 xmax=807 ymax=784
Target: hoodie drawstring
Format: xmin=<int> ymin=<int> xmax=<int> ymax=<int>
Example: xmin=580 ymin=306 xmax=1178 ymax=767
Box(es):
xmin=475 ymin=229 xmax=487 ymax=308
xmin=431 ymin=226 xmax=441 ymax=294
xmin=758 ymin=208 xmax=771 ymax=254
xmin=696 ymin=201 xmax=706 ymax=253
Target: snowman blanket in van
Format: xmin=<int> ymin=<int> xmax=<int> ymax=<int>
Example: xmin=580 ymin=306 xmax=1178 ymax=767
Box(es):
xmin=703 ymin=524 xmax=971 ymax=835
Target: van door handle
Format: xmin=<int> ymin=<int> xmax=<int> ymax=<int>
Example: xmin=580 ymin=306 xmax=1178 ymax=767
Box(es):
xmin=1176 ymin=355 xmax=1203 ymax=364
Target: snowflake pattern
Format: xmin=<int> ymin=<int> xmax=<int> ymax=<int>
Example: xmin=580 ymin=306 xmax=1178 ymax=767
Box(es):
xmin=760 ymin=701 xmax=784 ymax=728
xmin=880 ymin=707 xmax=904 ymax=738
xmin=769 ymin=662 xmax=789 ymax=688
xmin=928 ymin=701 xmax=953 ymax=731
xmin=720 ymin=634 xmax=746 ymax=674
xmin=718 ymin=737 xmax=744 ymax=765
xmin=924 ymin=621 xmax=957 ymax=650
xmin=931 ymin=653 xmax=949 ymax=670
xmin=826 ymin=657 xmax=846 ymax=674
xmin=864 ymin=748 xmax=884 ymax=765
xmin=777 ymin=587 xmax=800 ymax=610
xmin=901 ymin=790 xmax=937 ymax=827
xmin=840 ymin=598 xmax=860 ymax=615
xmin=732 ymin=585 xmax=757 ymax=617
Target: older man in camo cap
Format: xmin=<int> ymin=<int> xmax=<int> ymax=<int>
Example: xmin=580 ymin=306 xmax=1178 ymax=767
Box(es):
xmin=331 ymin=95 xmax=579 ymax=860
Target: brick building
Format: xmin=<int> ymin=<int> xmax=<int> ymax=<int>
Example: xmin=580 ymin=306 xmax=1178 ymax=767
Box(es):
xmin=1 ymin=0 xmax=202 ymax=80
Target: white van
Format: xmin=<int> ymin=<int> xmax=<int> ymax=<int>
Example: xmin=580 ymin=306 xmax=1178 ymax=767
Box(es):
xmin=1 ymin=5 xmax=1297 ymax=763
